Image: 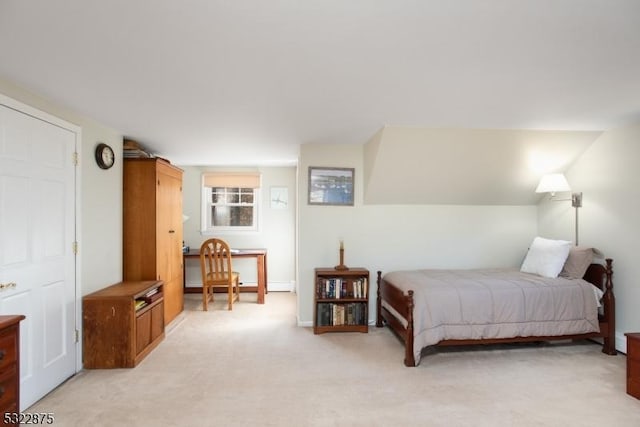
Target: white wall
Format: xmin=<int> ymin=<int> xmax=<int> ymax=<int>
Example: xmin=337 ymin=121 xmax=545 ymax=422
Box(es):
xmin=297 ymin=143 xmax=538 ymax=326
xmin=0 ymin=76 xmax=123 ymax=296
xmin=538 ymin=123 xmax=640 ymax=351
xmin=364 ymin=126 xmax=601 ymax=205
xmin=180 ymin=165 xmax=297 ymax=290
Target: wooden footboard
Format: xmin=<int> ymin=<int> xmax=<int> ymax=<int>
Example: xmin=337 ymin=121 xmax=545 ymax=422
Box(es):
xmin=376 ymin=259 xmax=617 ymax=367
xmin=376 ymin=271 xmax=416 ymax=366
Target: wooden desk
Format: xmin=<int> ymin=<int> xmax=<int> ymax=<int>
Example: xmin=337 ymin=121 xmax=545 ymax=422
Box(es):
xmin=183 ymin=248 xmax=267 ymax=304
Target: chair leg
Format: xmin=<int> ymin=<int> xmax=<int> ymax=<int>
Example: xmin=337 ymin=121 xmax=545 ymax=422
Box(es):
xmin=203 ymin=286 xmax=208 ymax=311
xmin=203 ymin=285 xmax=215 ymax=311
xmin=227 ymin=284 xmax=233 ymax=310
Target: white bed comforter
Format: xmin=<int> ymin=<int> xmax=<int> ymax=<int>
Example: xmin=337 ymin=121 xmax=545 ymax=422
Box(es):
xmin=382 ymin=268 xmax=601 ymax=366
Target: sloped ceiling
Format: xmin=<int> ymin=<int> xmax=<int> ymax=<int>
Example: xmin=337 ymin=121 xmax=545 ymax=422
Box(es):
xmin=363 ymin=127 xmax=602 ymax=205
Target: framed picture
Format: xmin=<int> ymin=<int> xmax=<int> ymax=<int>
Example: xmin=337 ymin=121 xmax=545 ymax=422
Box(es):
xmin=308 ymin=167 xmax=354 ymax=206
xmin=270 ymin=186 xmax=288 ymax=209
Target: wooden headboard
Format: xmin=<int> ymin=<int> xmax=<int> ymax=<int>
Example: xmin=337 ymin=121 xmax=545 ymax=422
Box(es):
xmin=583 ymin=258 xmax=613 ymax=291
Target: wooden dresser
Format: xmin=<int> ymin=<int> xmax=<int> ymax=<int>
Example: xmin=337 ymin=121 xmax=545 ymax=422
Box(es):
xmin=626 ymin=333 xmax=640 ymax=399
xmin=83 ymin=281 xmax=164 ymax=368
xmin=0 ymin=315 xmax=25 ymax=420
xmin=124 ymin=158 xmax=184 ymax=326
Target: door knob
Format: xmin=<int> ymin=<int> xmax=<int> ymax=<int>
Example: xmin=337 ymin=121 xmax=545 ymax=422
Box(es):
xmin=0 ymin=282 xmax=16 ymax=290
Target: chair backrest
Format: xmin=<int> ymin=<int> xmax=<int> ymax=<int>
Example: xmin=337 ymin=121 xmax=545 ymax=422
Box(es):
xmin=200 ymin=238 xmax=234 ymax=284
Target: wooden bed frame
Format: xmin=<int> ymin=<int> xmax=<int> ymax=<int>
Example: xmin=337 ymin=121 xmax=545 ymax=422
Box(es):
xmin=376 ymin=259 xmax=617 ymax=367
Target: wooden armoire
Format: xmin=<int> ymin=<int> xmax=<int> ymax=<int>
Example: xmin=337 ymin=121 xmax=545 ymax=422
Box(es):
xmin=123 ymin=158 xmax=184 ymax=325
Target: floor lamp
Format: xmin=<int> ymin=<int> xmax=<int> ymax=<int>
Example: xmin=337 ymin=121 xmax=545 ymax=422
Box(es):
xmin=535 ymin=173 xmax=583 ymax=245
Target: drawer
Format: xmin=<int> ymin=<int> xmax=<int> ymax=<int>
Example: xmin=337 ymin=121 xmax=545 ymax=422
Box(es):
xmin=628 ymin=355 xmax=640 ymax=374
xmin=0 ymin=331 xmax=17 ymax=371
xmin=0 ymin=365 xmax=17 ymax=409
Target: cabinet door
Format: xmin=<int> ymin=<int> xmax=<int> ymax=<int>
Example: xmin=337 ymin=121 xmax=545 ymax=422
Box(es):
xmin=163 ymin=277 xmax=183 ymax=326
xmin=150 ymin=303 xmax=164 ymax=341
xmin=135 ymin=310 xmax=152 ymax=356
xmin=123 ymin=161 xmax=158 ymax=281
xmin=83 ymin=299 xmax=132 ymax=368
xmin=165 ymin=172 xmax=183 ymax=285
xmin=156 ymin=167 xmax=183 ymax=324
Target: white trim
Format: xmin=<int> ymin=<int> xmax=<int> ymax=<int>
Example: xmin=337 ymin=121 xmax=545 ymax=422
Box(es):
xmin=617 ymin=331 xmax=626 ymax=354
xmin=0 ymin=93 xmax=83 ymax=373
xmin=73 ymin=127 xmax=82 ymax=373
xmin=0 ymin=94 xmax=80 ymax=132
xmin=267 ymin=281 xmax=295 ymax=292
xmin=200 ymin=184 xmax=261 ymax=234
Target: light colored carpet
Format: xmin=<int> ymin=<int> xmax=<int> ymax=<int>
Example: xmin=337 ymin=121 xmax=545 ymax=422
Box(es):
xmin=29 ymin=292 xmax=640 ymax=426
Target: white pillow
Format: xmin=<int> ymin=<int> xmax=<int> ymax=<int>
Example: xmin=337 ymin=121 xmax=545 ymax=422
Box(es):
xmin=520 ymin=237 xmax=572 ymax=278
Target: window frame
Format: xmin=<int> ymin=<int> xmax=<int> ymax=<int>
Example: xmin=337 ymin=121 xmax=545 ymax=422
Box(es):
xmin=201 ymin=183 xmax=261 ymax=235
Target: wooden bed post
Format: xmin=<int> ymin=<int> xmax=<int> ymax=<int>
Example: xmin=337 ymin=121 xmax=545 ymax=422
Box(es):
xmin=602 ymin=258 xmax=617 ymax=355
xmin=376 ymin=271 xmax=383 ymax=327
xmin=404 ymin=290 xmax=415 ymax=367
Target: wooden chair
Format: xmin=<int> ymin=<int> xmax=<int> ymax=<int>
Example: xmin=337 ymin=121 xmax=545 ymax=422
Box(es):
xmin=199 ymin=238 xmax=240 ymax=311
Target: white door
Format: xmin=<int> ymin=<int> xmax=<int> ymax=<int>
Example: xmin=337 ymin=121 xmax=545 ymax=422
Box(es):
xmin=0 ymin=98 xmax=78 ymax=410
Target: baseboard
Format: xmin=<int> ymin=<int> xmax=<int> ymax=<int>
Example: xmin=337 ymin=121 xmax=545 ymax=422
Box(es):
xmin=268 ymin=281 xmax=295 ymax=292
xmin=184 ymin=280 xmax=295 ymax=293
xmin=617 ymin=331 xmax=627 ymax=354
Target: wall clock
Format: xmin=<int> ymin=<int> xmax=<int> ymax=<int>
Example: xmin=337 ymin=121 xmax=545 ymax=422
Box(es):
xmin=95 ymin=143 xmax=115 ymax=169
xmin=270 ymin=187 xmax=288 ymax=209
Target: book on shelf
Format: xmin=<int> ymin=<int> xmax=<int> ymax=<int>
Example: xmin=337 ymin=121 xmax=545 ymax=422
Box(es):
xmin=351 ymin=278 xmax=368 ymax=299
xmin=317 ymin=278 xmax=347 ymax=299
xmin=144 ymin=292 xmax=162 ymax=304
xmin=317 ymin=302 xmax=367 ymax=327
xmin=134 ymin=299 xmax=147 ymax=310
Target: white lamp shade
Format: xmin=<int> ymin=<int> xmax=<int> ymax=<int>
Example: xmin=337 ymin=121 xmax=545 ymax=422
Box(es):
xmin=535 ymin=173 xmax=571 ymax=193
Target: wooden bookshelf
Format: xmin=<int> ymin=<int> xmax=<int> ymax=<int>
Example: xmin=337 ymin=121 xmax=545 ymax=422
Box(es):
xmin=83 ymin=281 xmax=164 ymax=368
xmin=313 ymin=268 xmax=369 ymax=334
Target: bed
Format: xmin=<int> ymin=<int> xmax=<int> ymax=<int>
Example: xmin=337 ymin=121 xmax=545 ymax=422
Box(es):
xmin=375 ymin=241 xmax=616 ymax=367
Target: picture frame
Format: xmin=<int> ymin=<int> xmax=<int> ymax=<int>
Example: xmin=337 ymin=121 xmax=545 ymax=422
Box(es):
xmin=270 ymin=186 xmax=288 ymax=209
xmin=308 ymin=167 xmax=354 ymax=206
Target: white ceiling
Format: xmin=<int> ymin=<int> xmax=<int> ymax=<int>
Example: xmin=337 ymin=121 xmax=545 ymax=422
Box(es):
xmin=1 ymin=1 xmax=640 ymax=166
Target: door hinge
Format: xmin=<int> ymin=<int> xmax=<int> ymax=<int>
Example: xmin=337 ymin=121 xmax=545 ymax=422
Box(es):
xmin=75 ymin=329 xmax=79 ymax=343
xmin=72 ymin=241 xmax=78 ymax=254
xmin=73 ymin=152 xmax=79 ymax=166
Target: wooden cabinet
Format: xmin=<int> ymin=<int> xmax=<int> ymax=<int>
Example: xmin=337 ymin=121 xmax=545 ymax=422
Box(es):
xmin=0 ymin=315 xmax=24 ymax=422
xmin=313 ymin=268 xmax=369 ymax=334
xmin=124 ymin=158 xmax=184 ymax=325
xmin=83 ymin=281 xmax=164 ymax=369
xmin=626 ymin=333 xmax=640 ymax=399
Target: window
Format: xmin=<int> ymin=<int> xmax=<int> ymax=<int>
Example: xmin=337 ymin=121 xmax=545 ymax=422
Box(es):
xmin=201 ymin=172 xmax=261 ymax=233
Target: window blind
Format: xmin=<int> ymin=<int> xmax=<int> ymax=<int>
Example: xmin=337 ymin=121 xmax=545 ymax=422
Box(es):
xmin=202 ymin=172 xmax=261 ymax=188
